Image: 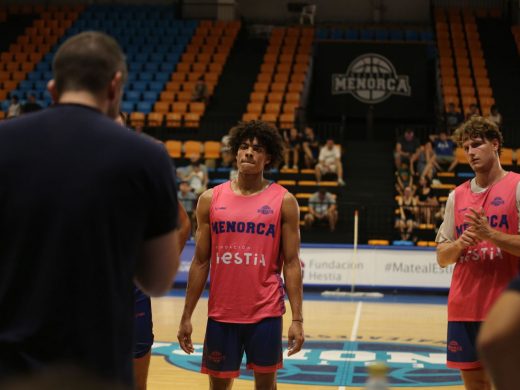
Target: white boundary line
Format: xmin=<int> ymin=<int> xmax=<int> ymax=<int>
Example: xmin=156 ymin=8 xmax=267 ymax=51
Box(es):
xmin=339 ymin=301 xmax=363 ymax=390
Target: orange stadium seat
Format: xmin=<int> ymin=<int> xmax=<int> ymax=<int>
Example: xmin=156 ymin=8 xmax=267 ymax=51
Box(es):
xmin=250 ymin=92 xmax=266 ymax=103
xmin=172 ymin=102 xmax=188 ymax=114
xmin=184 ymin=140 xmax=203 ymax=156
xmin=130 ymin=112 xmax=145 ymax=128
xmin=165 ymin=140 xmax=182 ymax=158
xmin=154 ymin=102 xmax=170 ymax=113
xmin=189 ymin=102 xmax=205 ymax=114
xmin=147 ymin=112 xmax=164 ymax=127
xmin=165 ymin=112 xmax=182 ymax=128
xmin=204 ymin=141 xmax=221 ymax=159
xmin=184 ymin=113 xmax=200 ymax=128
xmin=242 ymin=113 xmax=259 ymax=122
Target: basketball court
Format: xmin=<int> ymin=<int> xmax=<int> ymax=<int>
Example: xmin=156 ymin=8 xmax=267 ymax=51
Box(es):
xmin=147 ymin=291 xmax=464 ymax=389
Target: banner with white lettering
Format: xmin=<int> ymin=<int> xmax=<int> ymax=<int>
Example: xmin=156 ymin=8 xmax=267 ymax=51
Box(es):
xmin=175 ymin=243 xmax=452 ymax=290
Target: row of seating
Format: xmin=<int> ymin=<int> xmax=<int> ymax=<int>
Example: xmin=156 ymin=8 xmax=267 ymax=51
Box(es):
xmin=436 ymin=7 xmax=495 ymax=115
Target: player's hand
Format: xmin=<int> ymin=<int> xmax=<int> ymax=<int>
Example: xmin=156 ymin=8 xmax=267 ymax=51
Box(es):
xmin=177 ymin=317 xmax=194 ymax=354
xmin=457 ymin=226 xmax=481 ymax=249
xmin=287 ymin=321 xmax=304 ymax=356
xmin=465 ymin=208 xmax=493 ymax=241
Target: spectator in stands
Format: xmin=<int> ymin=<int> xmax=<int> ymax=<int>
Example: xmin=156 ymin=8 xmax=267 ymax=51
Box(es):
xmin=178 ymin=180 xmax=197 ymax=236
xmin=416 ymin=176 xmax=438 ymax=225
xmin=7 ymin=95 xmax=20 ymax=118
xmin=445 ymin=102 xmax=463 ymax=132
xmin=416 ymin=141 xmax=436 ymax=180
xmin=466 ymin=103 xmax=479 ymax=120
xmin=302 ymin=126 xmax=320 ymax=168
xmin=315 ymin=139 xmax=345 ymax=185
xmin=394 ymin=129 xmax=420 ymax=175
xmin=21 ymin=94 xmax=42 ymax=114
xmin=431 ymin=131 xmax=458 ymax=172
xmin=220 ymin=134 xmax=234 ymax=167
xmin=395 ymin=163 xmax=414 ymax=196
xmin=304 ymin=188 xmax=338 ymax=232
xmin=395 ymin=186 xmax=418 ymax=241
xmin=487 ymin=105 xmax=502 ymax=127
xmin=283 ymin=127 xmax=302 ymax=169
xmin=183 ymin=158 xmax=208 ymax=195
xmin=191 ymin=76 xmax=208 ymax=103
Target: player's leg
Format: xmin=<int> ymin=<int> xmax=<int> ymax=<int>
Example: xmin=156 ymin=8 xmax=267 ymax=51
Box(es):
xmin=133 ymin=289 xmax=154 ymax=390
xmin=244 ymin=317 xmax=283 ymax=390
xmin=253 ymin=372 xmax=277 ymax=390
xmin=460 ymin=368 xmax=491 ymax=390
xmin=446 ymin=322 xmax=491 ymax=390
xmin=202 ymin=318 xmax=244 ymax=388
xmin=304 ymin=212 xmax=314 ymax=229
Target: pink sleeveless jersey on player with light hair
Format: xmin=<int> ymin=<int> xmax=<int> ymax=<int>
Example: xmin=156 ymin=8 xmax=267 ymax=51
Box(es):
xmin=208 ymin=181 xmax=287 ymax=323
xmin=450 ymin=172 xmax=520 ymax=321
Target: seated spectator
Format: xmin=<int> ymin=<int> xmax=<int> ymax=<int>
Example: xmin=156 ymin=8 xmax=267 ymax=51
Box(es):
xmin=395 ymin=186 xmax=418 ymax=241
xmin=431 ymin=131 xmax=458 ymax=172
xmin=283 ymin=127 xmax=302 ymax=169
xmin=7 ymin=95 xmax=20 ymax=118
xmin=191 ymin=76 xmax=208 ymax=103
xmin=220 ymin=135 xmax=234 ymax=167
xmin=21 ymin=94 xmax=42 ymax=114
xmin=177 ymin=180 xmax=197 ymax=236
xmin=395 ymin=163 xmax=413 ymax=196
xmin=177 ymin=157 xmax=208 ymax=195
xmin=304 ymin=188 xmax=338 ymax=232
xmin=394 ymin=129 xmax=420 ymax=175
xmin=465 ymin=103 xmax=479 ymax=120
xmin=444 ymin=102 xmax=463 ymax=132
xmin=487 ymin=104 xmax=502 ymax=127
xmin=416 ymin=141 xmax=436 ymax=180
xmin=416 ymin=176 xmax=438 ymax=225
xmin=315 ymin=139 xmax=345 ymax=185
xmin=301 ymin=126 xmax=320 ymax=168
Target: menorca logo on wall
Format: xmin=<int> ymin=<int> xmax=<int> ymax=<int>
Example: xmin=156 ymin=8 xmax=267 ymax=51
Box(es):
xmin=332 ymin=53 xmax=411 ymax=103
xmin=152 ymin=340 xmax=462 ymax=387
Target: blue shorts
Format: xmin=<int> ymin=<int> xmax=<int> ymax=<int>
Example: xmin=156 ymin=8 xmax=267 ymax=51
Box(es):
xmin=446 ymin=321 xmax=482 ymax=370
xmin=134 ymin=288 xmax=154 ymax=359
xmin=201 ymin=317 xmax=283 ymax=378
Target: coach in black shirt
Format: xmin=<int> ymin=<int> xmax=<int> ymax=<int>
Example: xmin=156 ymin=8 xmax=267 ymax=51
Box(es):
xmin=0 ymin=32 xmax=180 ymax=386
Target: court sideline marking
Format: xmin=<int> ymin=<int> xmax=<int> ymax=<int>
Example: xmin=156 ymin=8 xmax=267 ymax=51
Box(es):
xmin=338 ymin=301 xmax=363 ymax=390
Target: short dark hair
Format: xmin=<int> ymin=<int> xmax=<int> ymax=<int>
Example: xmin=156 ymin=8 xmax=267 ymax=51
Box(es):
xmin=52 ymin=31 xmax=127 ymax=96
xmin=453 ymin=116 xmax=504 ymax=153
xmin=228 ymin=120 xmax=284 ymax=170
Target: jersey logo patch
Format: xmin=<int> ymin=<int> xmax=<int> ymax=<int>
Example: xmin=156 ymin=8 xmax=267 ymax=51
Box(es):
xmin=258 ymin=205 xmax=274 ymax=215
xmin=490 ymin=197 xmax=505 ymax=206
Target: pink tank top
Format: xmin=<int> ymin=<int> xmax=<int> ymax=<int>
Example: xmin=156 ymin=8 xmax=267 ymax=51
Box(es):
xmin=208 ymin=181 xmax=287 ymax=323
xmin=450 ymin=172 xmax=520 ymax=321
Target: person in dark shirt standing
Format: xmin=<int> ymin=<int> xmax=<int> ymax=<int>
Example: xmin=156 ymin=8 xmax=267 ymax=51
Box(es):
xmin=0 ymin=32 xmax=181 ymax=386
xmin=21 ymin=94 xmax=42 ymax=114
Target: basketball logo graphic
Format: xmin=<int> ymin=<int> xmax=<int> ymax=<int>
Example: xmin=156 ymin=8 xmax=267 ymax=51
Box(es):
xmin=332 ymin=53 xmax=411 ymax=103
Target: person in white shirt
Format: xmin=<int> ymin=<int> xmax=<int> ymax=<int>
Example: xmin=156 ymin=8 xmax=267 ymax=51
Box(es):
xmin=314 ymin=139 xmax=345 ymax=185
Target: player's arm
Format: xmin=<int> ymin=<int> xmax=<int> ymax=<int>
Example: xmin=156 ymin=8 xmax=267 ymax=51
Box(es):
xmin=177 ymin=201 xmax=191 ymax=254
xmin=281 ymin=192 xmax=305 ymax=356
xmin=177 ymin=189 xmax=213 ymax=354
xmin=478 ymin=286 xmax=520 ymax=390
xmin=136 ymin=229 xmax=180 ymax=297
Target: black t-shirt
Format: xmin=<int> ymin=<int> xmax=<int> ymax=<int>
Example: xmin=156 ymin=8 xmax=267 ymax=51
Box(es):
xmin=0 ymin=104 xmax=178 ymax=385
xmin=397 ymin=135 xmax=420 ymax=154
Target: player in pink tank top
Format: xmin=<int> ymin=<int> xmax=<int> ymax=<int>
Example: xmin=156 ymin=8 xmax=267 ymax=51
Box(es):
xmin=436 ymin=117 xmax=520 ymax=389
xmin=177 ymin=120 xmax=304 ymax=389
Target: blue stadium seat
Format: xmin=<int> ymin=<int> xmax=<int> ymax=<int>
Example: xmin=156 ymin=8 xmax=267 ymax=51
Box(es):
xmin=19 ymin=81 xmax=34 ymax=91
xmin=144 ymin=63 xmax=159 ymax=72
xmin=150 ymin=53 xmax=164 ymax=62
xmin=148 ymin=81 xmax=164 ymax=92
xmin=330 ymin=29 xmax=343 ymax=39
xmin=142 ymin=91 xmax=158 ymax=102
xmin=125 ymin=91 xmax=141 ymax=102
xmin=27 ymin=72 xmax=41 ymax=81
xmin=360 ymin=29 xmax=375 ymax=40
xmin=375 ymin=29 xmax=389 ymax=40
xmin=136 ymin=101 xmax=152 ymax=113
xmin=344 ymin=29 xmax=359 ymax=40
xmin=154 ymin=73 xmax=169 ymax=82
xmin=420 ymin=31 xmax=434 ymax=41
xmin=160 ymin=63 xmax=175 ymax=72
xmin=405 ymin=30 xmax=418 ymax=41
xmin=139 ymin=72 xmax=153 ymax=81
xmin=34 ymin=81 xmax=47 ymax=91
xmin=389 ymin=30 xmax=404 ymax=41
xmin=121 ymin=101 xmax=135 ymax=112
xmin=315 ymin=28 xmax=328 ymax=39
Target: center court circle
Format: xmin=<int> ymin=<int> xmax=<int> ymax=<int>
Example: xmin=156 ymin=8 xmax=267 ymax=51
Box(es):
xmin=152 ymin=340 xmax=462 ymax=387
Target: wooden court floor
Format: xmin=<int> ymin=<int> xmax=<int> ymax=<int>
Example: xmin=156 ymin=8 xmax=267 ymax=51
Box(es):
xmin=148 ymin=295 xmax=464 ymax=390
